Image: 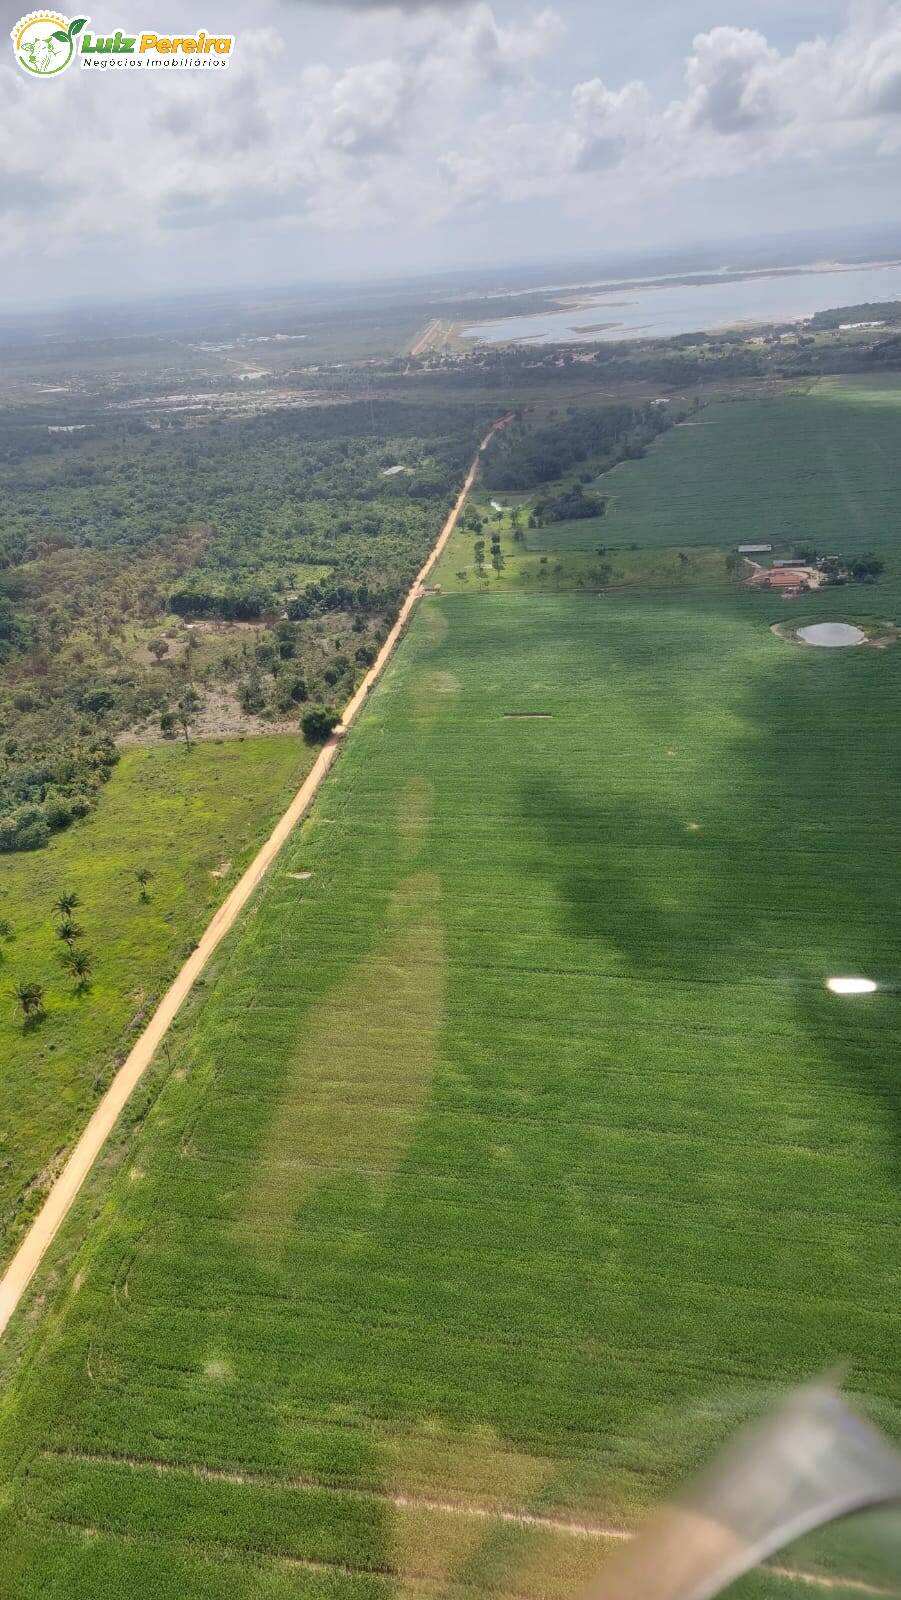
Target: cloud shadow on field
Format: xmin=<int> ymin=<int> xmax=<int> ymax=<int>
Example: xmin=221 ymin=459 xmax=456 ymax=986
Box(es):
xmin=518 ymin=630 xmax=901 ymax=1173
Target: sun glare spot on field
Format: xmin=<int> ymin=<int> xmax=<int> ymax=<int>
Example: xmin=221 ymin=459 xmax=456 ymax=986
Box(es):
xmin=826 ymin=977 xmax=877 ymax=995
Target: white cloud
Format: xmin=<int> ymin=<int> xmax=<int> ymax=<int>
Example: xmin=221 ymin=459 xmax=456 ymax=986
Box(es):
xmin=1 ymin=1 xmax=901 ymax=291
xmin=680 ymin=27 xmax=780 ymax=134
xmin=560 ymin=2 xmax=901 ymax=186
xmin=567 ymin=78 xmax=652 ymax=170
xmin=307 ymin=58 xmax=410 ymax=155
xmin=305 ymin=0 xmax=471 ymax=8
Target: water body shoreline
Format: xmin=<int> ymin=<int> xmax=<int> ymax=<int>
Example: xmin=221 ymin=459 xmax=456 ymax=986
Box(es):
xmin=461 ymin=257 xmax=901 ymax=346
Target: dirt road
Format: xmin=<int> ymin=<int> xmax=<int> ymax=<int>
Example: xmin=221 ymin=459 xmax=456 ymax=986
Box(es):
xmin=0 ymin=414 xmax=512 ymax=1342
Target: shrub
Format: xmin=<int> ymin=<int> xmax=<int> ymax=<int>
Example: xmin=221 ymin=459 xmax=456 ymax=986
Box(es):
xmin=238 ymin=675 xmax=266 ymax=714
xmin=44 ymin=792 xmax=75 ymax=832
xmin=78 ymin=684 xmax=116 ymax=715
xmin=301 ymin=707 xmax=340 ymax=744
xmin=0 ymin=805 xmax=50 ymax=854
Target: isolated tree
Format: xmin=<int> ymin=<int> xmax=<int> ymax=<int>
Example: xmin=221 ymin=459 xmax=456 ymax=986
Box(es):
xmin=148 ymin=637 xmax=170 ymax=664
xmin=135 ymin=867 xmax=153 ymax=902
xmin=57 ymin=919 xmax=85 ymax=947
xmin=52 ymin=891 xmax=81 ymax=919
xmin=0 ymin=919 xmax=12 ymax=942
xmin=64 ymin=948 xmax=94 ymax=991
xmin=301 ymin=706 xmax=340 ymax=745
xmin=14 ymin=981 xmax=45 ymax=1022
xmin=176 ymin=688 xmax=203 ymax=750
xmin=851 ymin=554 xmax=884 ymax=582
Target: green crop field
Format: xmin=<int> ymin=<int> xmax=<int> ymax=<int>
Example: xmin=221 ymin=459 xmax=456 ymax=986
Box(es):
xmin=599 ymin=380 xmax=901 ymax=558
xmin=522 ymin=514 xmax=611 ymax=552
xmin=1 ymin=571 xmax=900 ymax=1597
xmin=0 ymin=734 xmax=314 ymax=1268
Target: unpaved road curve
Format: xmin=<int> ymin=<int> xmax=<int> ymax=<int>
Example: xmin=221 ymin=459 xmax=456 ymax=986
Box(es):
xmin=0 ymin=414 xmax=512 ymax=1341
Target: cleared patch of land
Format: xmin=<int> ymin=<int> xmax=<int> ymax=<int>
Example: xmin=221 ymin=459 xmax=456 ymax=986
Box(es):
xmin=1 ymin=586 xmax=899 ymax=1598
xmin=0 ymin=735 xmax=314 ymax=1266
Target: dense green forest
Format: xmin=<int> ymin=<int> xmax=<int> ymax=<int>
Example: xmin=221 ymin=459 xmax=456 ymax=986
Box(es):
xmin=480 ymin=402 xmax=673 ymax=489
xmin=808 ymin=301 xmax=901 ymax=329
xmin=0 ymin=399 xmax=490 ymax=851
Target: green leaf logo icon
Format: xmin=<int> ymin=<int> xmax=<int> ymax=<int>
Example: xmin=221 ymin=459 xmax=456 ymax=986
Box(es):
xmin=11 ymin=12 xmax=89 ymax=75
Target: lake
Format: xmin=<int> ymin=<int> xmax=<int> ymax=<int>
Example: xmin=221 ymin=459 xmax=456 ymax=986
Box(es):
xmin=461 ymin=260 xmax=901 ymax=345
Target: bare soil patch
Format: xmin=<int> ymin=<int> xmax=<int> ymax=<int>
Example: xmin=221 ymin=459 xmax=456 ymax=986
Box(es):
xmin=117 ymin=687 xmax=300 ymax=747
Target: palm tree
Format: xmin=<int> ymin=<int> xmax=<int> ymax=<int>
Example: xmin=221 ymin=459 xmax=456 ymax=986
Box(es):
xmin=135 ymin=867 xmax=153 ymax=901
xmin=57 ymin=919 xmax=85 ymax=947
xmin=52 ymin=892 xmax=81 ymax=919
xmin=14 ymin=981 xmax=45 ymax=1022
xmin=65 ymin=948 xmax=94 ymax=990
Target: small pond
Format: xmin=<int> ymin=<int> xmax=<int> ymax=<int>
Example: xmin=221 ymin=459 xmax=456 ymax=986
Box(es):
xmin=797 ymin=623 xmax=866 ymax=648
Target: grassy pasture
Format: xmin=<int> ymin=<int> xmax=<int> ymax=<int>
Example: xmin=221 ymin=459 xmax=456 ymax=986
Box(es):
xmin=522 ymin=513 xmax=612 ymax=552
xmin=1 ymin=589 xmax=899 ymax=1598
xmin=434 ymin=519 xmax=733 ymax=595
xmin=0 ymin=734 xmax=314 ymax=1266
xmin=601 ymin=381 xmax=901 ymax=558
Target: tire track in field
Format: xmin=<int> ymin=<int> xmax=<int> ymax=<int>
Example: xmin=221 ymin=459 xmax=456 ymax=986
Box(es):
xmin=0 ymin=413 xmax=513 ymax=1341
xmin=39 ymin=1449 xmax=898 ymax=1597
xmin=40 ymin=1443 xmax=630 ymax=1542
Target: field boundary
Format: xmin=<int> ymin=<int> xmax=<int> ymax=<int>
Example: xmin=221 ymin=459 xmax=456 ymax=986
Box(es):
xmin=0 ymin=413 xmax=512 ymax=1342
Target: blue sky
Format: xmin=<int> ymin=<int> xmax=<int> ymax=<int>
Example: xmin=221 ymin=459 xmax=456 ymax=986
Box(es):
xmin=2 ymin=0 xmax=900 ymax=305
